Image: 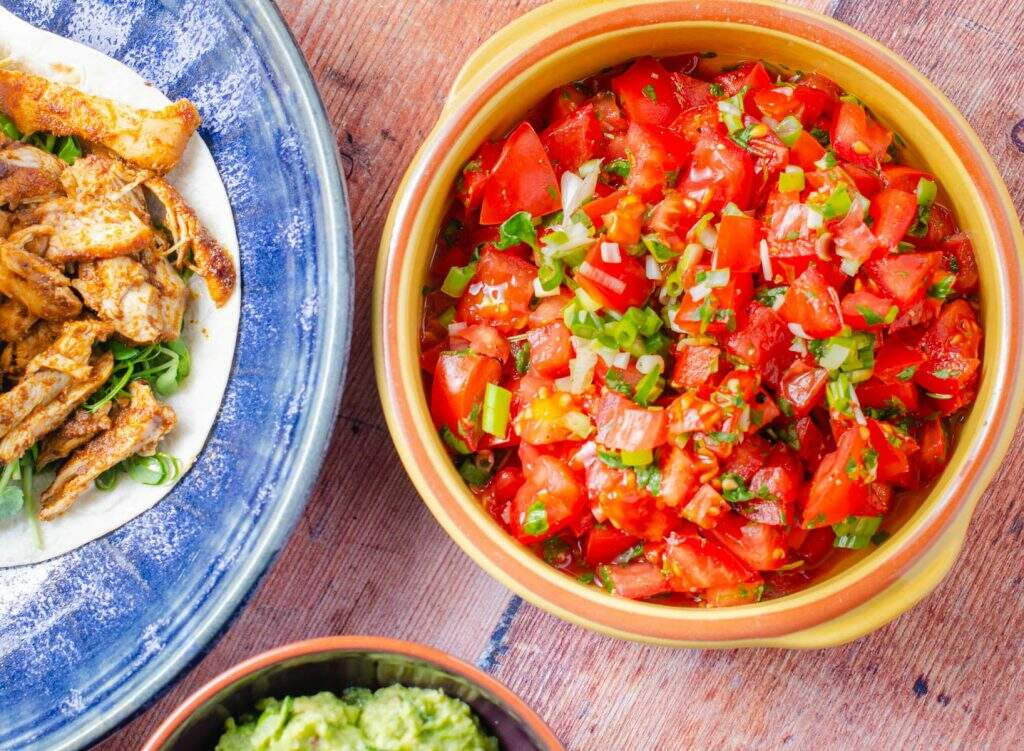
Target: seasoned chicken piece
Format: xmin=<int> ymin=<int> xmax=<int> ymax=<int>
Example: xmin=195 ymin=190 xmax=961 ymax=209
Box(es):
xmin=0 ymin=68 xmax=200 ymax=173
xmin=60 ymin=154 xmax=150 ymax=220
xmin=0 ymin=297 xmax=36 ymax=341
xmin=40 ymin=381 xmax=176 ymax=520
xmin=0 ymin=137 xmax=66 ymax=207
xmin=0 ymin=319 xmax=61 ymax=377
xmin=145 ymin=177 xmax=235 ymax=306
xmin=20 ymin=197 xmax=154 ymax=263
xmin=0 ymin=319 xmax=110 ymax=444
xmin=0 ymin=228 xmax=81 ymax=320
xmin=73 ymin=251 xmax=186 ymax=343
xmin=37 ymin=402 xmax=113 ymax=467
xmin=0 ymin=210 xmax=11 ymax=238
xmin=0 ymin=350 xmax=112 ymax=462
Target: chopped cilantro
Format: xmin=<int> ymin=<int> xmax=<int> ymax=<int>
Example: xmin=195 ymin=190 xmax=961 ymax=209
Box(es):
xmin=642 ymin=84 xmax=658 ymax=101
xmin=522 ymin=502 xmax=550 ymax=536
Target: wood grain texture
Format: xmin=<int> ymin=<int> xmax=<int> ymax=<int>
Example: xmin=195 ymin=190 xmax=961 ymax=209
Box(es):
xmin=96 ymin=1 xmax=1024 ymax=749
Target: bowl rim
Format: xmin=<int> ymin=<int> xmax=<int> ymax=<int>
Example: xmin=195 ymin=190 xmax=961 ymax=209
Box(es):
xmin=53 ymin=1 xmax=354 ymax=749
xmin=375 ymin=0 xmax=1024 ymax=645
xmin=140 ymin=635 xmax=563 ymax=751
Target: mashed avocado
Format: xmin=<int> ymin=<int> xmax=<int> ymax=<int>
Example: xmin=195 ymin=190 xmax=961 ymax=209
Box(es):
xmin=215 ymin=685 xmax=499 ymax=751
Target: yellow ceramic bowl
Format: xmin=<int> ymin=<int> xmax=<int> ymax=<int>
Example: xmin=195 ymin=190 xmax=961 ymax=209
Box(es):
xmin=374 ymin=0 xmax=1024 ymax=647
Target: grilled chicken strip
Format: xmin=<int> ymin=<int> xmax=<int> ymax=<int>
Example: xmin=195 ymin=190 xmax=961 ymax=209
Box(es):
xmin=40 ymin=381 xmax=176 ymax=520
xmin=0 ymin=69 xmax=200 ymax=174
xmin=37 ymin=402 xmax=113 ymax=468
xmin=0 ymin=350 xmax=112 ymax=463
xmin=21 ymin=197 xmax=154 ymax=263
xmin=0 ymin=137 xmax=65 ymax=208
xmin=73 ymin=250 xmax=186 ymax=344
xmin=0 ymin=297 xmax=36 ymax=341
xmin=0 ymin=319 xmax=110 ymax=449
xmin=0 ymin=319 xmax=61 ymax=377
xmin=145 ymin=177 xmax=235 ymax=307
xmin=0 ymin=228 xmax=82 ymax=320
xmin=60 ymin=154 xmax=150 ymax=221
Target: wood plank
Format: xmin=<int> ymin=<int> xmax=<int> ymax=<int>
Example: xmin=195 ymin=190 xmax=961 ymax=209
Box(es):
xmin=97 ymin=1 xmax=1024 ymax=748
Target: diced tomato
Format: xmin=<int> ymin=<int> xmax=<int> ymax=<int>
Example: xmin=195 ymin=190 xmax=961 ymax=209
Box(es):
xmin=914 ymin=300 xmax=982 ymax=395
xmin=882 ymin=164 xmax=933 ymax=193
xmin=457 ymin=324 xmax=510 ymax=363
xmin=682 ymin=483 xmax=729 ymax=528
xmin=546 ymin=84 xmax=587 ymax=123
xmin=710 ymin=512 xmax=788 ymax=570
xmin=866 ymin=419 xmax=914 ymax=483
xmin=802 ymin=426 xmax=872 ymax=528
xmin=918 ymin=417 xmax=948 ymax=481
xmin=671 ymin=344 xmax=720 ymax=390
xmin=941 ymin=233 xmax=979 ymax=294
xmin=541 ymin=104 xmax=603 ymax=172
xmin=789 ymin=130 xmax=826 ymax=171
xmin=480 ymin=122 xmax=561 ymax=225
xmin=492 ymin=466 xmax=525 ymax=504
xmin=870 ymin=188 xmax=917 ymax=249
xmin=625 ymin=122 xmax=693 ymax=201
xmin=457 ymin=140 xmax=503 ymax=211
xmin=511 ymin=448 xmax=585 ymax=543
xmin=715 ymin=213 xmax=762 ymax=273
xmin=830 ymin=101 xmax=892 ymax=167
xmin=752 ymin=88 xmax=803 ymax=121
xmin=663 ymin=532 xmax=755 ymax=591
xmin=726 ymin=304 xmax=791 ymax=369
xmin=713 ymin=61 xmax=772 ymax=112
xmin=584 ymin=524 xmax=640 ymax=566
xmin=586 ymin=458 xmax=680 ymax=540
xmin=874 ymin=341 xmax=927 ymax=384
xmin=528 ymin=293 xmax=574 ymax=328
xmin=778 ymin=266 xmax=842 ymax=338
xmin=649 ymin=190 xmax=700 ymax=250
xmin=525 ymin=322 xmax=572 ymax=377
xmin=722 ymin=433 xmax=771 ymax=482
xmin=865 ymin=252 xmax=941 ymax=308
xmin=671 ymin=71 xmax=716 ymax=112
xmin=600 ymin=561 xmax=670 ymax=599
xmin=658 ymin=446 xmax=699 ymax=508
xmin=856 ymin=376 xmax=920 ymax=415
xmin=593 ymin=392 xmax=668 ymax=451
xmin=844 ymin=164 xmax=883 ymax=199
xmin=514 ymin=391 xmax=590 ymax=445
xmin=611 ymin=57 xmax=682 ymax=127
xmin=603 ymin=193 xmax=646 ymax=245
xmin=576 ymin=238 xmax=653 ymax=313
xmin=581 ymin=189 xmax=626 ymax=227
xmin=681 ymin=129 xmax=754 ymax=212
xmin=912 ymin=202 xmax=957 ymax=247
xmin=431 ymin=352 xmax=502 ymax=452
xmin=841 ymin=289 xmax=897 ymax=330
xmin=457 ymin=247 xmax=537 ymax=333
xmin=779 ymin=359 xmax=829 ymax=417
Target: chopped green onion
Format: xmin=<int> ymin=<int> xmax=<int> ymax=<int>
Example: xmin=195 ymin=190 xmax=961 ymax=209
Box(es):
xmin=633 ymin=363 xmax=663 ymax=406
xmin=833 ymin=515 xmax=883 ymax=549
xmin=0 ymin=114 xmax=21 ymax=140
xmin=56 ymin=137 xmax=83 ymax=165
xmin=522 ymin=502 xmax=549 ymax=536
xmin=441 ymin=262 xmax=477 ymax=297
xmin=495 ymin=211 xmax=538 ymax=250
xmin=459 ymin=451 xmax=495 ymax=488
xmin=773 ymin=115 xmax=803 ymax=147
xmin=908 ymin=178 xmax=938 ymax=237
xmin=820 ymin=185 xmax=852 ymax=219
xmin=620 ymin=448 xmax=653 ymax=466
xmin=778 ymin=165 xmax=805 ymax=193
xmin=604 ymin=158 xmax=631 ymax=179
xmin=642 ymin=234 xmax=677 ymax=262
xmin=481 ymin=383 xmax=512 ymax=438
xmin=537 ymin=259 xmax=565 ymax=291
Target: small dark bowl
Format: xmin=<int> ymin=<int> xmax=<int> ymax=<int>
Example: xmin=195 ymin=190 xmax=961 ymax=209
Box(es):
xmin=141 ymin=636 xmax=562 ymax=751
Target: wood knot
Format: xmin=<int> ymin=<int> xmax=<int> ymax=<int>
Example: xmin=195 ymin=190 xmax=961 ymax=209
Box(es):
xmin=1013 ymin=119 xmax=1024 ymax=153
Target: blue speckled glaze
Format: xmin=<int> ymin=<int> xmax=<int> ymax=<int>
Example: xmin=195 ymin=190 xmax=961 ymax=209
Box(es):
xmin=0 ymin=2 xmax=352 ymax=750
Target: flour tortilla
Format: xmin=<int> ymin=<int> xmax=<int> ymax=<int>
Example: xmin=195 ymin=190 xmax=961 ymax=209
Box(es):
xmin=0 ymin=9 xmax=241 ymax=566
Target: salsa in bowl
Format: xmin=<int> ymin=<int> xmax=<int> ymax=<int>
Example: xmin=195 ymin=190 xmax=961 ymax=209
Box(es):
xmin=376 ymin=0 xmax=1024 ymax=646
xmin=421 ymin=54 xmax=981 ymax=608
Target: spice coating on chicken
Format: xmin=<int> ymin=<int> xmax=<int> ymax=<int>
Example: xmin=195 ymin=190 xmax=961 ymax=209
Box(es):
xmin=0 ymin=297 xmax=36 ymax=341
xmin=0 ymin=319 xmax=60 ymax=377
xmin=145 ymin=177 xmax=236 ymax=307
xmin=23 ymin=197 xmax=154 ymax=263
xmin=39 ymin=381 xmax=176 ymax=520
xmin=0 ymin=137 xmax=66 ymax=208
xmin=0 ymin=349 xmax=112 ymax=462
xmin=73 ymin=251 xmax=186 ymax=344
xmin=0 ymin=228 xmax=81 ymax=320
xmin=0 ymin=69 xmax=200 ymax=174
xmin=37 ymin=402 xmax=113 ymax=468
xmin=60 ymin=154 xmax=150 ymax=220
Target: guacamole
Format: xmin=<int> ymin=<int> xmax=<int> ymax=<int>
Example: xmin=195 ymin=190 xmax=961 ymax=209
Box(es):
xmin=215 ymin=685 xmax=498 ymax=751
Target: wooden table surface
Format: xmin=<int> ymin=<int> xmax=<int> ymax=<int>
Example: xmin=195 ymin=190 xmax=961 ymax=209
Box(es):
xmin=98 ymin=1 xmax=1024 ymax=748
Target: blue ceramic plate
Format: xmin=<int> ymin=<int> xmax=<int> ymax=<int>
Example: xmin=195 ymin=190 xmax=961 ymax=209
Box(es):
xmin=0 ymin=2 xmax=352 ymax=750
